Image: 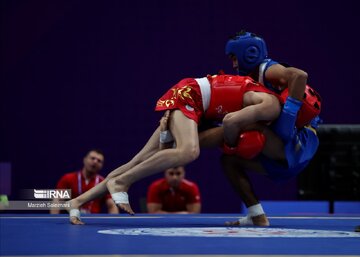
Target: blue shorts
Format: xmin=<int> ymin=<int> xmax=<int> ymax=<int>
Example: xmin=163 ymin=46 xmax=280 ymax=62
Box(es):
xmin=259 ymin=126 xmax=319 ymax=181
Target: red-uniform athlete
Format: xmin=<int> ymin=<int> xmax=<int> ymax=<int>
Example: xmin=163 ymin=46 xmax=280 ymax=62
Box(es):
xmin=147 ymin=166 xmax=201 ymax=214
xmin=67 ymin=74 xmax=281 ymax=224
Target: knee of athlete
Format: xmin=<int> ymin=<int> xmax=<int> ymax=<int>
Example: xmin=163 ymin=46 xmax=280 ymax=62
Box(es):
xmin=178 ymin=145 xmax=200 ymax=163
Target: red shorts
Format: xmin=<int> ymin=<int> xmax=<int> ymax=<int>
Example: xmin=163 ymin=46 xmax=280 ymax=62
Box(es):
xmin=155 ymin=78 xmax=204 ymax=124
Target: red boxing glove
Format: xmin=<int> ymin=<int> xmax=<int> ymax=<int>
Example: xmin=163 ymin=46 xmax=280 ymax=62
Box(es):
xmin=237 ymin=131 xmax=266 ymax=159
xmin=223 ymin=131 xmax=266 ymax=159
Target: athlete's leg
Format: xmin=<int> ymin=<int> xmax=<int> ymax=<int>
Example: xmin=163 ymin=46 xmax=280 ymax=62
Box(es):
xmin=261 ymin=125 xmax=286 ymax=161
xmin=200 ymin=125 xmax=266 ymax=224
xmin=107 ymin=110 xmax=200 ymax=214
xmin=198 ymin=126 xmax=224 ymax=148
xmin=221 ymin=155 xmax=262 ymax=206
xmin=68 ymin=125 xmax=163 ymax=224
xmin=221 ymin=154 xmax=270 ymax=226
xmin=220 ymin=125 xmax=286 ymax=227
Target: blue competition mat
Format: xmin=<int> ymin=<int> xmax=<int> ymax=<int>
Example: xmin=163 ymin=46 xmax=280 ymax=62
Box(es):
xmin=1 ymin=214 xmax=360 ymax=256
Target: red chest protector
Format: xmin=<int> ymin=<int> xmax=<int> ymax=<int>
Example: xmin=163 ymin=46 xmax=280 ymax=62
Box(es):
xmin=280 ymin=84 xmax=321 ymax=128
xmin=205 ymin=75 xmax=276 ymax=121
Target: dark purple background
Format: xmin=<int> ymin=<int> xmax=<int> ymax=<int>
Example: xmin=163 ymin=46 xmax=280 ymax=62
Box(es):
xmin=1 ymin=0 xmax=359 ymax=213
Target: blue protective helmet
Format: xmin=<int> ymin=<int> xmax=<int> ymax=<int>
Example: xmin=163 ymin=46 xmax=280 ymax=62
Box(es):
xmin=225 ymin=31 xmax=268 ymax=75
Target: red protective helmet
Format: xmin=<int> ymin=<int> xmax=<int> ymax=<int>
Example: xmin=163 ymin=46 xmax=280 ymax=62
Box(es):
xmin=281 ymin=85 xmax=322 ymax=128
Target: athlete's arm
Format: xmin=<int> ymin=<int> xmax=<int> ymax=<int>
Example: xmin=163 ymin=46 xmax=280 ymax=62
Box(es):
xmin=265 ymin=64 xmax=308 ymax=101
xmin=266 ymin=65 xmax=309 ymax=141
xmin=222 ymin=92 xmax=280 ymax=146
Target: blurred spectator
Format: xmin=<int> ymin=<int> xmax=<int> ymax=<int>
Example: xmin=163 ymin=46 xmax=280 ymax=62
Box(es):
xmin=147 ymin=166 xmax=201 ymax=214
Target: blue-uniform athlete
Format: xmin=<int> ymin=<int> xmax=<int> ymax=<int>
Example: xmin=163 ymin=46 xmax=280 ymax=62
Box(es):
xmin=220 ymin=30 xmax=322 ymax=226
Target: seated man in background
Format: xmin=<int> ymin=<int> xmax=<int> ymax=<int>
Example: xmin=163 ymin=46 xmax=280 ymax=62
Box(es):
xmin=50 ymin=149 xmax=118 ymax=214
xmin=147 ymin=166 xmax=201 ymax=214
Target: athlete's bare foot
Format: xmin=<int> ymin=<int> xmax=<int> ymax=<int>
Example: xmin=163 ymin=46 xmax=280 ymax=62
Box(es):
xmin=107 ymin=178 xmax=135 ymax=216
xmin=225 ymin=214 xmax=270 ymax=226
xmin=118 ymin=203 xmax=135 ymax=215
xmin=70 ymin=215 xmax=84 ymax=225
xmin=251 ymin=214 xmax=270 ymax=226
